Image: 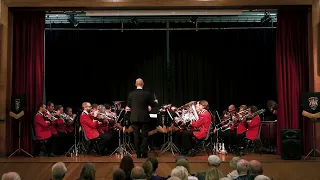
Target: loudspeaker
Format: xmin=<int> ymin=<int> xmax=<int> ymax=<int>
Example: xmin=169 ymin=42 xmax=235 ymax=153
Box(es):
xmin=281 ymin=129 xmax=302 ymax=160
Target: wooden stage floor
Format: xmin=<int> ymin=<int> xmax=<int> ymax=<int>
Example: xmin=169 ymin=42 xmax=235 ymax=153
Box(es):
xmin=0 ymin=152 xmax=319 ymax=180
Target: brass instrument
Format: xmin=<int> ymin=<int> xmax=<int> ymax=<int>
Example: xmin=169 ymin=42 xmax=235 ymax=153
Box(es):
xmin=241 ymin=109 xmax=266 ymax=122
xmin=44 ymin=110 xmax=57 ymax=121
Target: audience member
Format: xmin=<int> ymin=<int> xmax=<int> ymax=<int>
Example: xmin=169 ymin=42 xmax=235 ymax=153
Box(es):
xmin=171 ymin=166 xmax=189 ymax=180
xmin=227 ymin=157 xmax=241 ymax=180
xmin=120 ymin=155 xmax=135 ymax=180
xmin=131 ymin=166 xmax=147 ymax=180
xmin=113 ymin=169 xmax=126 ymax=180
xmin=1 ymin=172 xmax=21 ymax=180
xmin=235 ymin=159 xmax=249 ymax=180
xmin=196 ymin=155 xmax=223 ymax=180
xmin=175 ymin=156 xmax=188 ymax=163
xmin=146 ymin=156 xmax=166 ymax=180
xmin=253 ymin=175 xmax=270 ymax=180
xmin=220 ymin=178 xmax=230 ymax=180
xmin=205 ymin=167 xmax=224 ymax=180
xmin=176 ymin=159 xmax=198 ymax=180
xmin=248 ymin=160 xmax=263 ymax=180
xmin=52 ymin=162 xmax=67 ymax=180
xmin=78 ymin=163 xmax=96 ymax=180
xmin=142 ymin=161 xmax=153 ymax=180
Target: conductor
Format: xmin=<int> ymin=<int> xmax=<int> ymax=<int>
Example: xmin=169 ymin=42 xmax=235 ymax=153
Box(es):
xmin=127 ymin=78 xmax=158 ymax=158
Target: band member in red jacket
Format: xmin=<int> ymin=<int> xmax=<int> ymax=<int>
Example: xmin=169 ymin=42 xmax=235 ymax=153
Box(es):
xmin=44 ymin=101 xmax=62 ymax=155
xmin=236 ymin=105 xmax=261 ymax=149
xmin=180 ymin=100 xmax=212 ymax=155
xmin=80 ymin=102 xmax=110 ymax=156
xmin=34 ymin=103 xmax=56 ymax=156
xmin=65 ymin=107 xmax=76 ymax=151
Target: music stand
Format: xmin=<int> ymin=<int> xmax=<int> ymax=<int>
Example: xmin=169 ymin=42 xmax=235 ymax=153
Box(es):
xmin=8 ymin=95 xmax=33 ymax=158
xmin=301 ymin=92 xmax=320 ymax=159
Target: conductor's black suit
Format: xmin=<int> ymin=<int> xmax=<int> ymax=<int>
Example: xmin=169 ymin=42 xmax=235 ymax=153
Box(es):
xmin=127 ymin=88 xmax=156 ymax=157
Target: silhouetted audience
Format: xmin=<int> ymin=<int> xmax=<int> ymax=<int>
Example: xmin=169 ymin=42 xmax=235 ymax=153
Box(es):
xmin=113 ymin=169 xmax=126 ymax=180
xmin=78 ymin=163 xmax=96 ymax=180
xmin=52 ymin=162 xmax=67 ymax=180
xmin=120 ymin=155 xmax=135 ymax=180
xmin=131 ymin=166 xmax=146 ymax=180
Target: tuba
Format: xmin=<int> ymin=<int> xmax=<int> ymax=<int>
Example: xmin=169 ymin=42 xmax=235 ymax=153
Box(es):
xmin=191 ymin=104 xmax=199 ymax=121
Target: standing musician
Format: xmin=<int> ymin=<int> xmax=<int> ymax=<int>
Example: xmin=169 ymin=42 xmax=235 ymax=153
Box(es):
xmin=80 ymin=102 xmax=111 ymax=156
xmin=44 ymin=101 xmax=63 ymax=155
xmin=179 ymin=100 xmax=212 ymax=155
xmin=34 ymin=103 xmax=56 ymax=157
xmin=236 ymin=105 xmax=261 ymax=151
xmin=219 ymin=104 xmax=238 ymax=152
xmin=127 ymin=78 xmax=158 ymax=158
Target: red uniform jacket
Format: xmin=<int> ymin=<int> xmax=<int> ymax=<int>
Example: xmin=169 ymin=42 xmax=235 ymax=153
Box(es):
xmin=237 ymin=120 xmax=246 ymax=135
xmin=246 ymin=116 xmax=261 ymax=140
xmin=34 ymin=112 xmax=52 ymax=140
xmin=80 ymin=111 xmax=99 ymax=140
xmin=66 ymin=120 xmax=74 ymax=133
xmin=44 ymin=111 xmax=58 ymax=135
xmin=190 ymin=110 xmax=212 ymax=140
xmin=55 ymin=118 xmax=67 ymax=133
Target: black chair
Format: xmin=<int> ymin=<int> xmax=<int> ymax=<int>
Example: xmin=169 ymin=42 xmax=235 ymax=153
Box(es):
xmin=31 ymin=125 xmax=49 ymax=156
xmin=81 ymin=125 xmax=102 ymax=156
xmin=195 ymin=122 xmax=215 ymax=156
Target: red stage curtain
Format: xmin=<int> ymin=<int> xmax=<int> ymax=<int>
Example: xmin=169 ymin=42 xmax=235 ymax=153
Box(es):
xmin=276 ymin=8 xmax=311 ymax=155
xmin=6 ymin=12 xmax=45 ymax=155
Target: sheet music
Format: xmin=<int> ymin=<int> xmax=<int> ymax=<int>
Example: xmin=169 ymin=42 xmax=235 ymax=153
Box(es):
xmin=149 ymin=114 xmax=157 ymax=118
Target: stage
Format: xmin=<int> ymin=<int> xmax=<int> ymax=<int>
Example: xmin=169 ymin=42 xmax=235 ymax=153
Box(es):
xmin=0 ymin=152 xmax=319 ymax=180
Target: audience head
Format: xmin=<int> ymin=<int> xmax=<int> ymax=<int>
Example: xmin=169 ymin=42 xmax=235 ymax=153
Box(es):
xmin=112 ymin=169 xmax=125 ymax=180
xmin=1 ymin=172 xmax=21 ymax=180
xmin=208 ymin=155 xmax=221 ymax=167
xmin=142 ymin=160 xmax=153 ymax=179
xmin=176 ymin=159 xmax=190 ymax=175
xmin=236 ymin=159 xmax=249 ymax=176
xmin=205 ymin=167 xmax=223 ymax=180
xmin=171 ymin=166 xmax=188 ymax=180
xmin=131 ymin=166 xmax=146 ymax=180
xmin=52 ymin=162 xmax=67 ymax=180
xmin=254 ymin=175 xmax=271 ymax=180
xmin=167 ymin=177 xmax=181 ymax=180
xmin=230 ymin=157 xmax=241 ymax=170
xmin=220 ymin=178 xmax=230 ymax=180
xmin=249 ymin=160 xmax=263 ymax=175
xmin=79 ymin=163 xmax=95 ymax=180
xmin=135 ymin=78 xmax=144 ymax=88
xmin=175 ymin=156 xmax=187 ymax=163
xmin=120 ymin=155 xmax=134 ymax=180
xmin=146 ymin=156 xmax=158 ymax=173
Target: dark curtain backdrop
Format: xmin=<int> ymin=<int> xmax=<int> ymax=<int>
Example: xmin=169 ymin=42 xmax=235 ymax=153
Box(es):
xmin=170 ymin=29 xmax=276 ymax=111
xmin=276 ymin=8 xmax=311 ymax=155
xmin=7 ymin=12 xmax=45 ymax=155
xmin=45 ymin=30 xmax=167 ymax=108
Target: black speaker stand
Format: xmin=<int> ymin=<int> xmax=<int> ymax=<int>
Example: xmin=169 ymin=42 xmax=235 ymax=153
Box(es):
xmin=304 ymin=119 xmax=320 ymax=160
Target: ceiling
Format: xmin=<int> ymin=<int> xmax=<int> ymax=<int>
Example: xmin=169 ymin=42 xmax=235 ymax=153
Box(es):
xmin=45 ymin=10 xmax=277 ymax=24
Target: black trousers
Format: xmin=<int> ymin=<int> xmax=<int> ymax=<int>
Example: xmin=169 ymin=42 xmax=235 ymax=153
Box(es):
xmin=181 ymin=130 xmax=195 ymax=150
xmin=174 ymin=131 xmax=183 ymax=149
xmin=66 ymin=131 xmax=75 ymax=151
xmin=103 ymin=130 xmax=117 ymax=151
xmin=236 ymin=132 xmax=246 ymax=147
xmin=98 ymin=132 xmax=112 ymax=153
xmin=51 ymin=131 xmax=66 ymax=154
xmin=220 ymin=129 xmax=236 ymax=148
xmin=131 ymin=122 xmax=149 ymax=155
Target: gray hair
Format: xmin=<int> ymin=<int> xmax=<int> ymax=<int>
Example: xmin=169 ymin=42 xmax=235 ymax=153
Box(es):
xmin=236 ymin=159 xmax=249 ymax=176
xmin=254 ymin=175 xmax=271 ymax=180
xmin=171 ymin=166 xmax=188 ymax=180
xmin=167 ymin=177 xmax=181 ymax=180
xmin=230 ymin=157 xmax=241 ymax=169
xmin=1 ymin=172 xmax=21 ymax=180
xmin=249 ymin=160 xmax=263 ymax=175
xmin=52 ymin=162 xmax=67 ymax=180
xmin=220 ymin=178 xmax=230 ymax=180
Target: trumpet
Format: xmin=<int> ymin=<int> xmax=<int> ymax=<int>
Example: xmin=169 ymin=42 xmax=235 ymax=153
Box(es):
xmin=44 ymin=110 xmax=57 ymax=121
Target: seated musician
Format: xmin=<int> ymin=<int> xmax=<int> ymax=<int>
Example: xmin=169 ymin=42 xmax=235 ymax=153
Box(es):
xmin=54 ymin=105 xmax=70 ymax=153
xmin=44 ymin=101 xmax=63 ymax=155
xmin=65 ymin=107 xmax=76 ymax=150
xmin=34 ymin=103 xmax=55 ymax=157
xmin=180 ymin=100 xmax=212 ymax=155
xmin=105 ymin=103 xmax=123 ymax=131
xmin=80 ymin=102 xmax=110 ymax=156
xmin=219 ymin=104 xmax=238 ymax=152
xmin=236 ymin=105 xmax=261 ymax=152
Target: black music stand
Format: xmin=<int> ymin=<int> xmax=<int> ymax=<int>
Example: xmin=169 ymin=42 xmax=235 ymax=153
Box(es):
xmin=8 ymin=95 xmax=33 ymax=158
xmin=301 ymin=92 xmax=320 ymax=159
